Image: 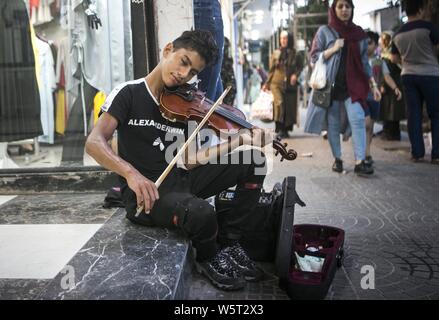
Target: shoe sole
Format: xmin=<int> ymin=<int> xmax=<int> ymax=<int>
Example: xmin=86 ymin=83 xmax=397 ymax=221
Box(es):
xmin=195 ymin=263 xmax=245 ymax=291
xmin=227 ymin=256 xmax=264 ymax=282
xmin=355 ymin=172 xmax=374 ymax=177
xmin=243 ymin=273 xmax=264 ymax=282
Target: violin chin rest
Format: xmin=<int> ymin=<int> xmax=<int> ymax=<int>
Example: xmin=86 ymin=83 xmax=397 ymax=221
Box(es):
xmin=161 ymin=112 xmax=177 ymax=122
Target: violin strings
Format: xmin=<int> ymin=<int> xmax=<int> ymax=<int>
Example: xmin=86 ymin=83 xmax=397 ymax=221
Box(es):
xmin=215 ymin=106 xmax=252 ymax=129
xmin=203 ymin=95 xmax=252 ymax=128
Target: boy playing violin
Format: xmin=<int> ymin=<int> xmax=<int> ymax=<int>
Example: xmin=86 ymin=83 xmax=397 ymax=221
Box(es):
xmin=86 ymin=30 xmax=274 ymax=291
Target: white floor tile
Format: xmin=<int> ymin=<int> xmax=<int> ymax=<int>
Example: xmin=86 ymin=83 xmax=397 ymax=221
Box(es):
xmin=0 ymin=195 xmax=17 ymax=206
xmin=0 ymin=224 xmax=101 ymax=279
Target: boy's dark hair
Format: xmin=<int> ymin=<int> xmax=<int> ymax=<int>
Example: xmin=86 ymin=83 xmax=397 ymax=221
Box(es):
xmin=403 ymin=0 xmax=425 ymax=16
xmin=367 ymin=31 xmax=379 ymax=45
xmin=172 ymin=30 xmax=219 ymax=67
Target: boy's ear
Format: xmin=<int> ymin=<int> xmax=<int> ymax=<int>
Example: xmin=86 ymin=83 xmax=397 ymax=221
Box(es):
xmin=163 ymin=42 xmax=174 ymax=57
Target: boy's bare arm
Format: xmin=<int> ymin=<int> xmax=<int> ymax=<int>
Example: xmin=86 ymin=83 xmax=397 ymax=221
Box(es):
xmin=85 ymin=113 xmax=159 ymax=211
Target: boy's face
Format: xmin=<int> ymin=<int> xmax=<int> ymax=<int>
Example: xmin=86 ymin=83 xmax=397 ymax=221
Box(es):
xmin=161 ymin=45 xmax=206 ymax=87
xmin=367 ymin=38 xmax=377 ymax=56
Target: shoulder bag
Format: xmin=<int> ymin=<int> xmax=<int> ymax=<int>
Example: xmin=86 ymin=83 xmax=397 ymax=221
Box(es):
xmin=312 ymin=26 xmax=339 ymax=109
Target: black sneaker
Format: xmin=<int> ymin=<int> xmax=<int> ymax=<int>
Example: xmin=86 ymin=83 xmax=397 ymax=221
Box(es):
xmin=332 ymin=158 xmax=343 ymax=173
xmin=223 ymin=243 xmax=264 ymax=282
xmin=354 ymin=160 xmax=374 ymax=176
xmin=365 ymin=156 xmax=374 ymax=165
xmin=195 ymin=249 xmax=246 ymax=291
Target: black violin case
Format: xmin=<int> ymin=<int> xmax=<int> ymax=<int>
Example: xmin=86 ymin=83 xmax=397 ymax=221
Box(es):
xmin=275 ymin=177 xmax=345 ymax=300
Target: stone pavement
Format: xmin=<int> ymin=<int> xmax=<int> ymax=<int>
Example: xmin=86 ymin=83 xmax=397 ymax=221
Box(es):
xmin=188 ymin=106 xmax=439 ymax=300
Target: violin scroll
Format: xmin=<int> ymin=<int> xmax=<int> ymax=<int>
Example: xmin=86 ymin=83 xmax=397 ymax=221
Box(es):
xmin=273 ymin=137 xmax=297 ymax=161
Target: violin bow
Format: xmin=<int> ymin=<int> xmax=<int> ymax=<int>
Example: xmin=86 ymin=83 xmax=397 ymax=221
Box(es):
xmin=135 ymin=86 xmax=231 ymax=217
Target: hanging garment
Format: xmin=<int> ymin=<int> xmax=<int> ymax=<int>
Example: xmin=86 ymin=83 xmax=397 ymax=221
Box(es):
xmin=55 ymin=61 xmax=67 ymax=135
xmin=55 ymin=37 xmax=71 ymax=121
xmin=35 ymin=37 xmax=56 ymax=144
xmin=31 ymin=0 xmax=55 ymax=25
xmin=93 ymin=91 xmax=106 ymax=124
xmin=69 ymin=0 xmax=131 ymax=97
xmin=55 ymin=89 xmax=66 ymax=134
xmin=0 ymin=0 xmax=43 ymax=142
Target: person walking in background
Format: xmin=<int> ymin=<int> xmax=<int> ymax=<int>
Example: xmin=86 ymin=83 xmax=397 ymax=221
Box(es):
xmin=242 ymin=55 xmax=252 ymax=104
xmin=304 ymin=0 xmax=381 ymax=176
xmin=247 ymin=64 xmax=263 ymax=105
xmin=391 ymin=0 xmax=439 ymax=164
xmin=193 ymin=0 xmax=224 ymax=101
xmin=255 ymin=63 xmax=268 ymax=85
xmin=365 ymin=31 xmax=402 ymax=167
xmin=263 ymin=30 xmax=303 ymax=139
xmin=379 ymin=31 xmax=406 ymax=141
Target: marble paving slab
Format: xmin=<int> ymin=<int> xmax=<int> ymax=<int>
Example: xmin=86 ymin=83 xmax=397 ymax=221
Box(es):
xmin=41 ymin=209 xmax=191 ymax=300
xmin=0 ymin=195 xmax=16 ymax=206
xmin=0 ymin=193 xmax=115 ymax=224
xmin=0 ymin=224 xmax=102 ymax=279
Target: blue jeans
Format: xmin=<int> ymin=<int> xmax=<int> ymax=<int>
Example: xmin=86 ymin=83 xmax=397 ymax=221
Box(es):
xmin=194 ymin=0 xmax=224 ymax=101
xmin=401 ymin=75 xmax=439 ymax=159
xmin=327 ymin=98 xmax=366 ymax=161
xmin=365 ymin=98 xmax=380 ymax=121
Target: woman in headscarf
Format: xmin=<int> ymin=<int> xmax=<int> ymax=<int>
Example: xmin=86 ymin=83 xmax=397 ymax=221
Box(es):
xmin=304 ymin=0 xmax=381 ymax=176
xmin=263 ymin=30 xmax=303 ymax=139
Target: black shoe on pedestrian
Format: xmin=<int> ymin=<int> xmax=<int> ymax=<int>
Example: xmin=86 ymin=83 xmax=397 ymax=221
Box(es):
xmin=431 ymin=158 xmax=439 ymax=165
xmin=281 ymin=130 xmax=290 ymax=139
xmin=354 ymin=160 xmax=374 ymax=176
xmin=223 ymin=243 xmax=264 ymax=282
xmin=195 ymin=248 xmax=246 ymax=291
xmin=332 ymin=158 xmax=343 ymax=173
xmin=365 ymin=156 xmax=374 ymax=165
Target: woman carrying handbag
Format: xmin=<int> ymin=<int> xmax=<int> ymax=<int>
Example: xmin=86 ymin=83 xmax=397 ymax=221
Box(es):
xmin=304 ymin=0 xmax=381 ymax=176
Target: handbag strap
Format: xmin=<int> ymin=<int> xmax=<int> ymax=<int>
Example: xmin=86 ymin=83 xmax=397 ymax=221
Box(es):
xmin=326 ymin=25 xmax=338 ymax=40
xmin=324 ymin=25 xmax=339 ymax=88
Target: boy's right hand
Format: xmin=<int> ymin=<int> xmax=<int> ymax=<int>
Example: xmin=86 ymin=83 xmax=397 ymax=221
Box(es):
xmin=126 ymin=171 xmax=159 ymax=213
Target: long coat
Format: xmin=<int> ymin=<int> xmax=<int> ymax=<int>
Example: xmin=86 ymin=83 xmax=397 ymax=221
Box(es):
xmin=266 ymin=48 xmax=303 ymax=125
xmin=0 ymin=0 xmax=43 ymax=142
xmin=304 ymin=25 xmax=372 ymax=135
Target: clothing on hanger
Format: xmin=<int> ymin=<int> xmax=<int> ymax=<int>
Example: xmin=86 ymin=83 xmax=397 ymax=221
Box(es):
xmin=0 ymin=0 xmax=43 ymax=142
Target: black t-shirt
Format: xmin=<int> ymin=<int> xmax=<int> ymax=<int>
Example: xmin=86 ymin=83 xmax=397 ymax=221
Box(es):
xmin=333 ymin=45 xmax=349 ymax=101
xmin=102 ymin=78 xmax=188 ymax=183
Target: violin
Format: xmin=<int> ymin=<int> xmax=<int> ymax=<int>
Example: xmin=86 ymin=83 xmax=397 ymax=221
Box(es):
xmin=136 ymin=85 xmax=297 ymax=217
xmin=159 ymin=83 xmax=297 ymax=162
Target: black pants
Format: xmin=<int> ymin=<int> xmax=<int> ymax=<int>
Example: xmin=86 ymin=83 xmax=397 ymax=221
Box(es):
xmin=123 ymin=149 xmax=266 ymax=262
xmin=383 ymin=121 xmax=401 ymax=140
